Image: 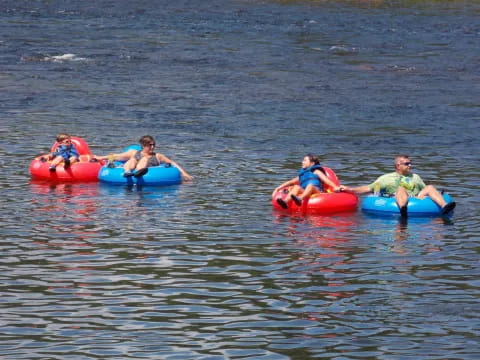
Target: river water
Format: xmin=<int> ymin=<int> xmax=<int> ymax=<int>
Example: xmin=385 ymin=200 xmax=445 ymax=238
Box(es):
xmin=1 ymin=0 xmax=479 ymax=359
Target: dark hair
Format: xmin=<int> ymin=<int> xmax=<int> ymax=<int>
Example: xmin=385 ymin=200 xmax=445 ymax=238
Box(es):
xmin=139 ymin=135 xmax=155 ymax=147
xmin=305 ymin=154 xmax=320 ymax=165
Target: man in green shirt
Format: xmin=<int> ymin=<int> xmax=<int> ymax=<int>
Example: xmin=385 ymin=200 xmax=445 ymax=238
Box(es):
xmin=343 ymin=155 xmax=456 ymax=217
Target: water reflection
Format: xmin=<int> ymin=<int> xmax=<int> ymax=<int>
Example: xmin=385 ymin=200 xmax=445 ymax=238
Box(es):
xmin=97 ymin=183 xmax=181 ymax=207
xmin=26 ymin=181 xmax=102 ymax=302
xmin=360 ymin=214 xmax=455 ymax=254
xmin=28 ymin=182 xmax=100 ymax=248
xmin=272 ymin=212 xmax=361 ymax=326
xmin=270 ymin=210 xmax=461 ymax=329
xmin=29 ymin=180 xmax=100 ymax=223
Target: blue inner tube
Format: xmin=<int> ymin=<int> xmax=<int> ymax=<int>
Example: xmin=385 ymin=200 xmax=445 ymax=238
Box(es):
xmin=98 ymin=145 xmax=181 ymax=186
xmin=99 ymin=163 xmax=181 ymax=186
xmin=361 ymin=193 xmax=453 ymax=217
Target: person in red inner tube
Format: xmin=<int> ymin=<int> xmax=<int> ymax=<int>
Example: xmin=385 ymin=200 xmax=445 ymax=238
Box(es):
xmin=94 ymin=135 xmax=193 ymax=181
xmin=40 ymin=133 xmax=80 ymax=172
xmin=272 ymin=154 xmax=342 ymax=209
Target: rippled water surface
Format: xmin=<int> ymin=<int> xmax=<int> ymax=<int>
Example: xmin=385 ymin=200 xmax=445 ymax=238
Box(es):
xmin=1 ymin=0 xmax=479 ymax=359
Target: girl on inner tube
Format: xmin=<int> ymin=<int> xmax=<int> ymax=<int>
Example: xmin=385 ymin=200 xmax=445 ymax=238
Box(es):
xmin=272 ymin=154 xmax=342 ymax=209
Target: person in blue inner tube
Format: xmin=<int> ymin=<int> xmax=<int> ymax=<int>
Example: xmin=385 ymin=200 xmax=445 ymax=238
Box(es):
xmin=94 ymin=135 xmax=193 ymax=181
xmin=342 ymin=154 xmax=456 ymax=217
xmin=41 ymin=133 xmax=80 ymax=172
xmin=272 ymin=154 xmax=342 ymax=209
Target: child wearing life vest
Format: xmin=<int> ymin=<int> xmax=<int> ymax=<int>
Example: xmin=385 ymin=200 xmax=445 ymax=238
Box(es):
xmin=272 ymin=154 xmax=342 ymax=209
xmin=41 ymin=133 xmax=80 ymax=171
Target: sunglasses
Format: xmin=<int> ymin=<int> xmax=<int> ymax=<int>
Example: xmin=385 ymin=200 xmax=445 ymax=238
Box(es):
xmin=146 ymin=143 xmax=156 ymax=147
xmin=399 ymin=162 xmax=412 ymax=166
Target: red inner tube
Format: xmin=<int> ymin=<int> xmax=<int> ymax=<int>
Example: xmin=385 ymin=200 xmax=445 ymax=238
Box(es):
xmin=272 ymin=167 xmax=358 ymax=214
xmin=29 ymin=137 xmax=103 ymax=182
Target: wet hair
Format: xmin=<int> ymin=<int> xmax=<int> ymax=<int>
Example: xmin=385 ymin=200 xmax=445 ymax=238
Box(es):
xmin=139 ymin=135 xmax=155 ymax=147
xmin=305 ymin=154 xmax=320 ymax=165
xmin=395 ymin=154 xmax=409 ymax=165
xmin=56 ymin=133 xmax=71 ymax=142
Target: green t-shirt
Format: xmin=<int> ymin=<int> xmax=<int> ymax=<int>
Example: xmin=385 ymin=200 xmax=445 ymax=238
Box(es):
xmin=368 ymin=172 xmax=426 ymax=197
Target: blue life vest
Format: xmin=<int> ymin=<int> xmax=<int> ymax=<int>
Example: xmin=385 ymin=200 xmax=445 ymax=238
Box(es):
xmin=298 ymin=164 xmax=324 ymax=190
xmin=52 ymin=144 xmax=79 ymax=160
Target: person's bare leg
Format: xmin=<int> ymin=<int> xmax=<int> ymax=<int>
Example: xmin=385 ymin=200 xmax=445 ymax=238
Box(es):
xmin=135 ymin=157 xmax=149 ymax=171
xmin=395 ymin=187 xmax=409 ymax=217
xmin=123 ymin=158 xmax=137 ymax=172
xmin=123 ymin=158 xmax=138 ymax=177
xmin=292 ymin=184 xmax=320 ymax=206
xmin=277 ymin=185 xmax=302 ymax=209
xmin=285 ymin=185 xmax=303 ymax=202
xmin=49 ymin=156 xmax=63 ymax=171
xmin=417 ymin=185 xmax=447 ymax=207
xmin=298 ymin=184 xmax=318 ymax=200
xmin=417 ymin=185 xmax=456 ymax=214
